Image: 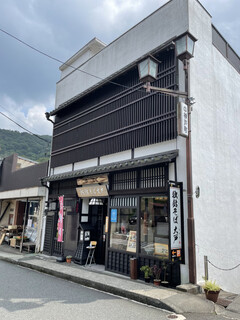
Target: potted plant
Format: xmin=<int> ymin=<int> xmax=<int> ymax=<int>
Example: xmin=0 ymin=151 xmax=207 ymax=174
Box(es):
xmin=140 ymin=265 xmax=152 ymax=283
xmin=66 ymin=255 xmax=72 ymax=264
xmin=161 ymin=261 xmax=169 ymax=287
xmin=202 ymin=280 xmax=221 ymax=303
xmin=151 ymin=265 xmax=162 ymax=286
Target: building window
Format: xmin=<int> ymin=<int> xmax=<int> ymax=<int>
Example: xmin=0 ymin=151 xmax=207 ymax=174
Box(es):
xmin=140 ymin=196 xmax=169 ymax=258
xmin=110 ymin=165 xmax=167 ymax=192
xmin=109 ymin=202 xmax=137 ymax=252
xmin=140 ymin=166 xmax=165 ymax=188
xmin=111 ymin=171 xmax=137 ymax=190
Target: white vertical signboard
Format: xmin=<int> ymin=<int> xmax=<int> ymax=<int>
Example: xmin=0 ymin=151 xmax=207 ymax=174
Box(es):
xmin=170 ymin=186 xmax=182 ymax=250
xmin=178 ymin=102 xmax=188 ymax=137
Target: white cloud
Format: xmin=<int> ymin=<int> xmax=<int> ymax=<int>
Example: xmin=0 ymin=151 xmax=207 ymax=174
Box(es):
xmin=0 ymin=95 xmax=53 ymax=136
xmin=91 ymin=0 xmax=168 ymax=39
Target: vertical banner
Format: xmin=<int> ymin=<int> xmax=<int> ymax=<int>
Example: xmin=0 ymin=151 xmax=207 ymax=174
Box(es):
xmin=57 ymin=195 xmax=64 ymax=242
xmin=169 ymin=184 xmax=183 ymax=261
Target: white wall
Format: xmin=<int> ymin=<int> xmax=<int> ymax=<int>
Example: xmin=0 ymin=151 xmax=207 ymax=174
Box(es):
xmin=0 ymin=187 xmax=47 ymax=200
xmin=55 ymin=0 xmax=189 ymax=107
xmin=189 ymin=0 xmax=240 ymax=293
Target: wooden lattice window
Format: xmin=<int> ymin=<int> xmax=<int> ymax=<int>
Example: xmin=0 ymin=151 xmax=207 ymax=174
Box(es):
xmin=110 ymin=197 xmax=137 ymax=208
xmin=111 ymin=170 xmax=137 ymax=191
xmin=140 ymin=166 xmax=165 ymax=188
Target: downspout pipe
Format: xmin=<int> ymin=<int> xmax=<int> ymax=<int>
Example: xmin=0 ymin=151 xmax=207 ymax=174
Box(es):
xmin=184 ymin=59 xmax=196 ymax=284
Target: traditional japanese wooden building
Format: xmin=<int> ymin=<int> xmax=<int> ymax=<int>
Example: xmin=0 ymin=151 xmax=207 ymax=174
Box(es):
xmin=42 ymin=0 xmax=240 ymax=292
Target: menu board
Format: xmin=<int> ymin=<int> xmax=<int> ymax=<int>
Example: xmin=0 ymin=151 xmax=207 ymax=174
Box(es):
xmin=127 ymin=230 xmax=136 ymax=252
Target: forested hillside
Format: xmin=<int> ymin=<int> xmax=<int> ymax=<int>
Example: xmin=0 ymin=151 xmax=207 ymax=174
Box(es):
xmin=0 ymin=129 xmax=51 ymax=162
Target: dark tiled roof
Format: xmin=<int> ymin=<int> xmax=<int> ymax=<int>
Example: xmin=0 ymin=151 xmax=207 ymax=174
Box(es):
xmin=43 ymin=150 xmax=178 ymax=182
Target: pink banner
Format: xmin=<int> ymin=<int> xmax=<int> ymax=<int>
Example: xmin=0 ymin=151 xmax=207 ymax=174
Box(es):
xmin=57 ymin=195 xmax=64 ymax=242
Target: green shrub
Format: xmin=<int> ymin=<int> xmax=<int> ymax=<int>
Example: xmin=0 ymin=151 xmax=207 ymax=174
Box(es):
xmin=140 ymin=265 xmax=152 ymax=278
xmin=202 ymin=280 xmax=221 ymax=292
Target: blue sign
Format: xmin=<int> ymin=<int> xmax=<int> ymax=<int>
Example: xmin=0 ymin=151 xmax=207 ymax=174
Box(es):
xmin=111 ymin=209 xmax=118 ymax=222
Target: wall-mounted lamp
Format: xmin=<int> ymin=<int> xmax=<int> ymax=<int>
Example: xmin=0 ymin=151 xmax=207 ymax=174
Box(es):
xmin=175 ymin=32 xmax=197 ymax=61
xmin=138 ymin=56 xmax=158 ymax=83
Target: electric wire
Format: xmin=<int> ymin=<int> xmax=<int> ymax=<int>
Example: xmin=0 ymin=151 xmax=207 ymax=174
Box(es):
xmin=0 ymin=110 xmax=50 ymax=144
xmin=0 ymin=104 xmax=44 ymax=136
xmin=0 ymin=27 xmax=131 ymax=91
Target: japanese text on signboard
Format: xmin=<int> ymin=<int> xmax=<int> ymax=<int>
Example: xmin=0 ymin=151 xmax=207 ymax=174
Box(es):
xmin=170 ymin=186 xmax=182 ymax=250
xmin=178 ymin=102 xmax=188 ymax=137
xmin=76 ymin=185 xmax=108 ymax=198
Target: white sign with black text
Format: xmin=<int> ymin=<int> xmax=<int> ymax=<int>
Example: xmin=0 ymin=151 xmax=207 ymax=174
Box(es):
xmin=170 ymin=186 xmax=182 ymax=250
xmin=178 ymin=102 xmax=188 ymax=137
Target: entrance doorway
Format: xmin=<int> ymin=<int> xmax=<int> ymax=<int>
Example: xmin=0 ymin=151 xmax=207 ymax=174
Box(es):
xmin=89 ymin=200 xmax=107 ymax=265
xmin=15 ymin=201 xmax=26 ymax=225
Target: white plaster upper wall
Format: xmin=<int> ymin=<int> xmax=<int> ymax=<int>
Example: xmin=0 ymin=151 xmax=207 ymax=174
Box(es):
xmin=188 ymin=0 xmax=240 ymax=293
xmin=60 ymin=50 xmax=93 ymax=79
xmin=55 ymin=0 xmax=189 ymax=108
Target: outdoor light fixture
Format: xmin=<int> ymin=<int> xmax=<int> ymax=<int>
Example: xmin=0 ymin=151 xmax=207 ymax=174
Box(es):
xmin=137 ymin=33 xmax=198 ymax=284
xmin=89 ymin=198 xmax=103 ymax=206
xmin=175 ymin=32 xmax=197 ymax=61
xmin=138 ymin=56 xmax=158 ymax=83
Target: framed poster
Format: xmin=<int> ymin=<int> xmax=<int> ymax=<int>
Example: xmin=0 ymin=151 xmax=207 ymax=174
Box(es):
xmin=126 ymin=230 xmax=136 ymax=252
xmin=154 ymin=243 xmax=169 ymax=258
xmin=111 ymin=209 xmax=117 ymax=222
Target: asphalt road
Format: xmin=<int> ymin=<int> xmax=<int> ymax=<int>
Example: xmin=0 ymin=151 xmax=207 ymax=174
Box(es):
xmin=0 ymin=260 xmax=173 ymax=320
xmin=0 ymin=261 xmax=231 ymax=320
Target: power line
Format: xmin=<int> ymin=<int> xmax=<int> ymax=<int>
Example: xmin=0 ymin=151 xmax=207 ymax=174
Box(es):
xmin=0 ymin=27 xmax=131 ymax=91
xmin=0 ymin=111 xmax=50 ymax=144
xmin=0 ymin=104 xmax=44 ymax=136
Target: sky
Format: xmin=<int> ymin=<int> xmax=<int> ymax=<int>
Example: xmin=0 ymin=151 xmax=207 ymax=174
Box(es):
xmin=0 ymin=0 xmax=239 ymax=136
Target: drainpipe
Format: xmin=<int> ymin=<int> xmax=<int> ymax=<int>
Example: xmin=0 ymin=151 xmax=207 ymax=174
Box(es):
xmin=184 ymin=59 xmax=196 ymax=284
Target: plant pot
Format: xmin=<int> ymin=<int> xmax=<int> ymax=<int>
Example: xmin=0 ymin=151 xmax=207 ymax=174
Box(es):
xmin=153 ymin=279 xmax=161 ymax=286
xmin=144 ymin=277 xmax=151 ymax=283
xmin=204 ymin=289 xmax=220 ymax=303
xmin=161 ymin=281 xmax=169 ymax=287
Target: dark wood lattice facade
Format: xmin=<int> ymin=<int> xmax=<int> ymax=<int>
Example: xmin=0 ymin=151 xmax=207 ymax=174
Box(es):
xmin=44 ymin=46 xmax=182 ymax=285
xmin=51 ymin=48 xmax=177 ymax=168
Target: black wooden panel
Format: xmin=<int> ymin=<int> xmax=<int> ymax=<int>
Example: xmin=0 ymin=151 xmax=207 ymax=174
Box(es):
xmin=53 ymin=239 xmax=62 ymax=256
xmin=50 ymin=48 xmax=177 ymax=168
xmin=43 ymin=214 xmax=55 ymax=255
xmin=106 ymin=250 xmax=135 ymax=275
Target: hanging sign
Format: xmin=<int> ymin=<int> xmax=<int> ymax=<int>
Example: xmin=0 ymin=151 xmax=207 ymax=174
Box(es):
xmin=76 ymin=185 xmax=108 ymax=198
xmin=57 ymin=195 xmax=64 ymax=242
xmin=170 ymin=186 xmax=182 ymax=250
xmin=177 ymin=102 xmax=188 ymax=137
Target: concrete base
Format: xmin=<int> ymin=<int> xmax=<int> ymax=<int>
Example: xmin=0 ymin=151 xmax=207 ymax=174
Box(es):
xmin=176 ymin=283 xmax=201 ymax=294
